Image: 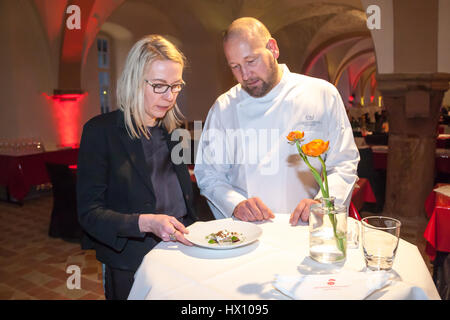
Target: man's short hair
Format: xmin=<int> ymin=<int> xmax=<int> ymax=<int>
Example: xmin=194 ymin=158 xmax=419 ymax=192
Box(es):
xmin=223 ymin=17 xmax=272 ymax=46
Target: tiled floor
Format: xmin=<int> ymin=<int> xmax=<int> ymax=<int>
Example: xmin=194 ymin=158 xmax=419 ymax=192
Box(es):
xmin=0 ymin=192 xmax=434 ymax=300
xmin=0 ymin=195 xmax=104 ymax=300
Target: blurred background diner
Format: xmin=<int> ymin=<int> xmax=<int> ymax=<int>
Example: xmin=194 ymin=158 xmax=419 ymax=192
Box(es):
xmin=0 ymin=0 xmax=449 ymax=300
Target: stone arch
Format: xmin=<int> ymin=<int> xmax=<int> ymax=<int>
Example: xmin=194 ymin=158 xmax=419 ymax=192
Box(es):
xmin=301 ymin=32 xmax=371 ymax=75
xmin=333 ymin=50 xmax=375 ymax=86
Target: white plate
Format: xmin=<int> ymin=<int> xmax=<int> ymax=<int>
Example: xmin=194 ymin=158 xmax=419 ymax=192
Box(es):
xmin=185 ymin=219 xmax=263 ymax=250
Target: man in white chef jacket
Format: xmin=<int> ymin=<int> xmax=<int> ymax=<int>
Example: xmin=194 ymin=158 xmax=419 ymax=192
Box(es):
xmin=194 ymin=17 xmax=359 ymax=224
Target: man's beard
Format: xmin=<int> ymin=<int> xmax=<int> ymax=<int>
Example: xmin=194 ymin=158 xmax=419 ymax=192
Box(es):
xmin=242 ymin=59 xmax=279 ymax=98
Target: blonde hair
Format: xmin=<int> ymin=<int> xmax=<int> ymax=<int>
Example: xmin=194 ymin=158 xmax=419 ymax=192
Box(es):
xmin=117 ymin=34 xmax=186 ymax=139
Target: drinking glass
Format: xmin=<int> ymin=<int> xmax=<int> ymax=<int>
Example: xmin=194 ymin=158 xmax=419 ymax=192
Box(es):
xmin=361 ymin=216 xmax=401 ymax=271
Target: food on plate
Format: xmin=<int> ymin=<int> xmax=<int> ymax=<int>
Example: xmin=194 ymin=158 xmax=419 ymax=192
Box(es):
xmin=206 ymin=229 xmax=243 ymax=245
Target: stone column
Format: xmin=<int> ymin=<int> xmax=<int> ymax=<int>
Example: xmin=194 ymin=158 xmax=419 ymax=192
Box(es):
xmin=377 ymin=74 xmax=450 ymax=219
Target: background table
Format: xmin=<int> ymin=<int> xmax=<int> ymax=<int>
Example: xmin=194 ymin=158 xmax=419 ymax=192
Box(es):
xmin=423 ymin=184 xmax=450 ymax=299
xmin=129 ymin=215 xmax=440 ymax=300
xmin=424 ymin=184 xmax=450 ymax=260
xmin=351 ymin=178 xmax=376 ymax=212
xmin=371 ymin=145 xmax=450 ymax=174
xmin=0 ymin=148 xmax=79 ymax=201
xmin=437 ymin=134 xmax=450 ymax=149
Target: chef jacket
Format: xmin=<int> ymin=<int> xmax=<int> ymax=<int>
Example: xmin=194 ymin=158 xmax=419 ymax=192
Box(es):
xmin=194 ymin=64 xmax=360 ymax=219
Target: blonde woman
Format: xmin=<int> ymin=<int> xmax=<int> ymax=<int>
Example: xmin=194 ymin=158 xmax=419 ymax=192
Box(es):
xmin=77 ymin=35 xmax=197 ymax=300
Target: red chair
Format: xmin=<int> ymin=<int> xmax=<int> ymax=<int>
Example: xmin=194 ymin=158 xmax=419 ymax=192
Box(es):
xmin=349 ymin=201 xmax=362 ymax=221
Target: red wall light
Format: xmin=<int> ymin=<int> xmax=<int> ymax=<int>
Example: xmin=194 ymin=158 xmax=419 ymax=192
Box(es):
xmin=43 ymin=92 xmax=87 ymax=148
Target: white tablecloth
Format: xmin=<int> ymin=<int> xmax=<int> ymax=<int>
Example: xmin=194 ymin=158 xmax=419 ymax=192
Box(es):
xmin=128 ymin=215 xmax=440 ymax=300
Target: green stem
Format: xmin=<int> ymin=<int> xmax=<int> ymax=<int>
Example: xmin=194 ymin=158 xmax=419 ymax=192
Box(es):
xmin=318 ymin=156 xmax=329 ymax=198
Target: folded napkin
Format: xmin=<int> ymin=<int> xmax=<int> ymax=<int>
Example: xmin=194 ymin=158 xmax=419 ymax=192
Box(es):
xmin=273 ymin=270 xmax=391 ymax=300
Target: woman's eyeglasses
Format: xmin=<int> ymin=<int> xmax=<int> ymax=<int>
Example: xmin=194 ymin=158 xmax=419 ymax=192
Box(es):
xmin=145 ymin=80 xmax=185 ymax=94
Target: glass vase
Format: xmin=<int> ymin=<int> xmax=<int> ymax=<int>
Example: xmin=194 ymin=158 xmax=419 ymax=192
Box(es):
xmin=309 ymin=197 xmax=347 ymax=263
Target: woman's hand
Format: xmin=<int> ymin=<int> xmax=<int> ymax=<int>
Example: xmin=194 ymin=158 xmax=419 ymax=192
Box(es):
xmin=138 ymin=214 xmax=192 ymax=246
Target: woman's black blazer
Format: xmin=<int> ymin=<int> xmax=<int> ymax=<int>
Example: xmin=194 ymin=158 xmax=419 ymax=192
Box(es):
xmin=77 ymin=110 xmax=197 ymax=271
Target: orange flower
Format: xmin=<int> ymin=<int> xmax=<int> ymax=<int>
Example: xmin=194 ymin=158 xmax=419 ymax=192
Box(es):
xmin=286 ymin=131 xmax=304 ymax=142
xmin=301 ymin=139 xmax=329 ymax=157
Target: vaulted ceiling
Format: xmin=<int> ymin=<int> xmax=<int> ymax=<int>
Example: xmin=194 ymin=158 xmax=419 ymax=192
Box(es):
xmin=32 ymin=0 xmax=378 ymax=102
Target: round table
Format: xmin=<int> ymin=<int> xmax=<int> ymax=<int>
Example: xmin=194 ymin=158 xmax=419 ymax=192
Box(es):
xmin=128 ymin=215 xmax=440 ymax=300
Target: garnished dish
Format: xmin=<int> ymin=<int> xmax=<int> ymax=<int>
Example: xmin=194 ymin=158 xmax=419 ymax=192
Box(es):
xmin=184 ymin=219 xmax=263 ymax=250
xmin=206 ymin=230 xmax=244 ymax=245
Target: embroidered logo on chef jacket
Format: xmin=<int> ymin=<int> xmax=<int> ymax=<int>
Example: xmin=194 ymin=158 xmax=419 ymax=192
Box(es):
xmin=298 ymin=114 xmax=321 ymax=128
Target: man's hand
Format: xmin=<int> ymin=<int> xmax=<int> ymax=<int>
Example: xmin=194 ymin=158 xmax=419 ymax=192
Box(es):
xmin=233 ymin=197 xmax=275 ymax=222
xmin=289 ymin=199 xmax=320 ymax=225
